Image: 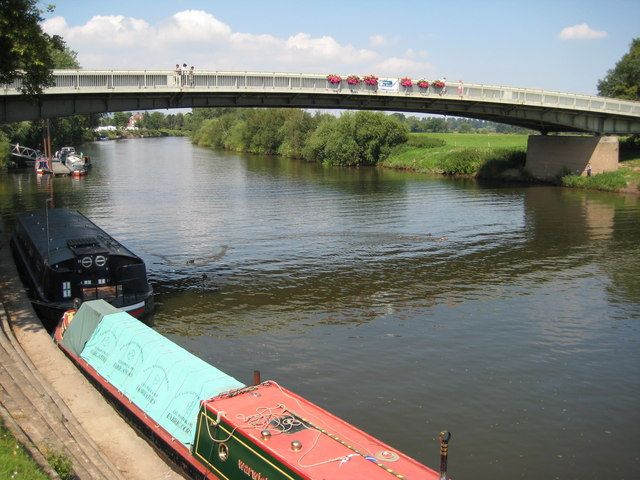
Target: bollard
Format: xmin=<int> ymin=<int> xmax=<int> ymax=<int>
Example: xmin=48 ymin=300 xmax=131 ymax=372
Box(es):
xmin=438 ymin=430 xmax=451 ymax=480
xmin=253 ymin=370 xmax=261 ymax=385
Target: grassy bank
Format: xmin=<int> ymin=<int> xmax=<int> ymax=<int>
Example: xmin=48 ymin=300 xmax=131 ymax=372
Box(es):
xmin=381 ymin=133 xmax=528 ymax=177
xmin=0 ymin=418 xmax=48 ymax=480
xmin=382 ymin=133 xmax=640 ymax=193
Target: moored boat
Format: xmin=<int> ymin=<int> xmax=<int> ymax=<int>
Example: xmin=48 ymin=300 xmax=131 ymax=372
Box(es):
xmin=34 ymin=157 xmax=53 ymax=175
xmin=55 ymin=300 xmax=446 ymax=480
xmin=10 ymin=208 xmax=153 ymax=330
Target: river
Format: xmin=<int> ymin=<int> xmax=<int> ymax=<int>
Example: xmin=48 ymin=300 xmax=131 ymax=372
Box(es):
xmin=1 ymin=137 xmax=638 ymax=479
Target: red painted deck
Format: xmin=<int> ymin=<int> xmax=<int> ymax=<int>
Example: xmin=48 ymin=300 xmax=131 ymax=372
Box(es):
xmin=204 ymin=382 xmax=440 ymax=479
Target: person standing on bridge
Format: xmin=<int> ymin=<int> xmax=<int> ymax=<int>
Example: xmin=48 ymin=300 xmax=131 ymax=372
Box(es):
xmin=182 ymin=63 xmax=188 ymax=87
xmin=189 ymin=66 xmax=195 ymax=87
xmin=440 ymin=77 xmax=447 ymax=96
xmin=457 ymin=80 xmax=464 ymax=98
xmin=174 ymin=64 xmax=181 ymax=86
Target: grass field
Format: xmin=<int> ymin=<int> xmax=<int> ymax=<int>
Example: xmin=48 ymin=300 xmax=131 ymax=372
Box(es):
xmin=0 ymin=419 xmax=48 ymax=480
xmin=381 ymin=133 xmax=528 ymax=175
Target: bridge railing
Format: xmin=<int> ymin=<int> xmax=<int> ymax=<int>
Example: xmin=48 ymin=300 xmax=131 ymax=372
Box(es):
xmin=2 ymin=70 xmax=639 ymax=116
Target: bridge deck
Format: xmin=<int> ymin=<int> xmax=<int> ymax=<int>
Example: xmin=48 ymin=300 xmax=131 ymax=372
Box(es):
xmin=2 ymin=70 xmax=639 ymax=133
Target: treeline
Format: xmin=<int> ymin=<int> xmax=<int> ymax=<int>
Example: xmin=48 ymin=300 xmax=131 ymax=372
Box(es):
xmin=100 ymin=111 xmax=189 ymax=131
xmin=190 ymin=108 xmax=409 ymax=166
xmin=391 ymin=113 xmax=532 ymax=134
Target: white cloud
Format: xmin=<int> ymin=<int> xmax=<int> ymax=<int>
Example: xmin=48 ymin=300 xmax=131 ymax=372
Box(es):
xmin=374 ymin=57 xmax=435 ymax=78
xmin=558 ymin=23 xmax=607 ymax=40
xmin=369 ymin=34 xmax=388 ymax=47
xmin=40 ymin=9 xmax=432 ymax=76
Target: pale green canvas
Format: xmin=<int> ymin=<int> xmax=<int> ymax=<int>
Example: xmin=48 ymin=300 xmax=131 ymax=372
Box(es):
xmin=79 ymin=310 xmax=245 ymax=447
xmin=60 ymin=299 xmax=120 ymax=356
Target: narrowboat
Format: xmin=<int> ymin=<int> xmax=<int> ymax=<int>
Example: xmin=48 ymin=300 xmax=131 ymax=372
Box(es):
xmin=54 ymin=300 xmax=449 ymax=480
xmin=10 ymin=208 xmax=153 ymax=330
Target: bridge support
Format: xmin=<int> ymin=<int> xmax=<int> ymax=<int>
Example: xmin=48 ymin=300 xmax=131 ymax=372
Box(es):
xmin=525 ymin=135 xmax=619 ymax=181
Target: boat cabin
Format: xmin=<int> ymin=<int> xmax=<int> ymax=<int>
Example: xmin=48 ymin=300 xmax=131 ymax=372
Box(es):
xmin=11 ymin=208 xmax=153 ymax=329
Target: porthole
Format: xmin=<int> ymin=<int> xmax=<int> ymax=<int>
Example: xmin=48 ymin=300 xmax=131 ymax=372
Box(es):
xmin=218 ymin=443 xmax=229 ymax=462
xmin=95 ymin=255 xmax=107 ymax=267
xmin=81 ymin=256 xmax=93 ymax=268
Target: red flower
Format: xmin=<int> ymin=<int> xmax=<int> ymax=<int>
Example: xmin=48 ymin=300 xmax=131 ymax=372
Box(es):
xmin=417 ymin=80 xmax=429 ymax=89
xmin=326 ymin=74 xmax=342 ymax=85
xmin=347 ymin=75 xmax=361 ymax=85
xmin=400 ymin=77 xmax=413 ymax=87
xmin=432 ymin=80 xmax=445 ymax=88
xmin=363 ymin=75 xmax=379 ymax=86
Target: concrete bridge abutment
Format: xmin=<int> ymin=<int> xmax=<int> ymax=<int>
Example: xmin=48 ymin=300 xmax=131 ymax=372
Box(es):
xmin=525 ymin=135 xmax=619 ymax=181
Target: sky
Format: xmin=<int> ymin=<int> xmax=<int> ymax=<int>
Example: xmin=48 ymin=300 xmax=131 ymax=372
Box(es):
xmin=40 ymin=0 xmax=639 ymax=96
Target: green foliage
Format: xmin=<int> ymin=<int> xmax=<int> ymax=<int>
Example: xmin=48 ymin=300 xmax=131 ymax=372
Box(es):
xmin=597 ymin=38 xmax=640 ymax=100
xmin=0 ymin=0 xmax=58 ymax=95
xmin=439 ymin=148 xmax=488 ymax=175
xmin=405 ymin=135 xmax=446 ymax=148
xmin=277 ymin=110 xmax=318 ymax=158
xmin=304 ymin=111 xmax=408 ymax=166
xmin=620 ymin=134 xmax=640 ymax=161
xmin=48 ymin=40 xmax=79 ymax=69
xmin=0 ymin=131 xmax=9 ymax=168
xmin=46 ymin=451 xmax=74 ymax=480
xmin=0 ymin=419 xmax=49 ymax=480
xmin=561 ymin=171 xmax=629 ymax=191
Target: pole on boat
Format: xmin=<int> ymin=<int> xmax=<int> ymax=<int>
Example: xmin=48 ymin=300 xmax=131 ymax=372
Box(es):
xmin=253 ymin=370 xmax=261 ymax=385
xmin=438 ymin=430 xmax=451 ymax=480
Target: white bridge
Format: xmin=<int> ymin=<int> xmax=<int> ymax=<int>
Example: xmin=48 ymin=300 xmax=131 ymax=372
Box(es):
xmin=2 ymin=70 xmax=639 ymax=134
xmin=9 ymin=143 xmax=43 ymax=162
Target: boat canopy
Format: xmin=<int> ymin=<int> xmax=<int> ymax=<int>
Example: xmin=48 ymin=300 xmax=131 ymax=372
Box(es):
xmin=64 ymin=300 xmax=245 ymax=448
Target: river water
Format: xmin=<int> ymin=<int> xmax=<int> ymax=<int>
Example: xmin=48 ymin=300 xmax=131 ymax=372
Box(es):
xmin=1 ymin=137 xmax=638 ymax=479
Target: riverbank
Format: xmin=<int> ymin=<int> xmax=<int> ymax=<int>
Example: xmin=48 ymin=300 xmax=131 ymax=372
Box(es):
xmin=0 ymin=219 xmax=185 ymax=480
xmin=381 ymin=133 xmax=640 ymax=194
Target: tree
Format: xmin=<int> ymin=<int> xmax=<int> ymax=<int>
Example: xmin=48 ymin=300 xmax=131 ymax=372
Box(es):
xmin=597 ymin=38 xmax=640 ymax=101
xmin=0 ymin=0 xmax=64 ymax=95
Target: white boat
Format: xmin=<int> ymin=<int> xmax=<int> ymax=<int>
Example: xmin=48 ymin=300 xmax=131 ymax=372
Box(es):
xmin=66 ymin=155 xmax=87 ymax=176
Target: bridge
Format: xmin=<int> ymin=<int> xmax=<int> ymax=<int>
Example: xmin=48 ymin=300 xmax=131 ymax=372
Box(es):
xmin=2 ymin=70 xmax=639 ymax=179
xmin=1 ymin=70 xmax=639 ymax=134
xmin=9 ymin=144 xmax=43 ymax=163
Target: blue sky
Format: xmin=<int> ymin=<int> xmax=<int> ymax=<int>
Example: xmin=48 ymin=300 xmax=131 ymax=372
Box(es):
xmin=42 ymin=0 xmax=639 ymax=95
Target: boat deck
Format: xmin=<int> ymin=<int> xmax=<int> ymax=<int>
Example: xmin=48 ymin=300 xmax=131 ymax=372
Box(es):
xmin=52 ymin=161 xmax=71 ymax=175
xmin=197 ymin=382 xmax=440 ymax=480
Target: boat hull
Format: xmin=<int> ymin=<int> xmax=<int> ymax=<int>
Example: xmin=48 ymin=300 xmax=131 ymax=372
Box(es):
xmin=54 ymin=301 xmax=441 ymax=480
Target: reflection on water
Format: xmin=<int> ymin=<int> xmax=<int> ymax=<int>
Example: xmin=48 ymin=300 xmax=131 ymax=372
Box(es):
xmin=1 ymin=137 xmax=638 ymax=479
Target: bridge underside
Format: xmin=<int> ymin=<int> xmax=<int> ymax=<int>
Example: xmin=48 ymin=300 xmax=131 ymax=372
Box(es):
xmin=2 ymin=91 xmax=639 ymax=134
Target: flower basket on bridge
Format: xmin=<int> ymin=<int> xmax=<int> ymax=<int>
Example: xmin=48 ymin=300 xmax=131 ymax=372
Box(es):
xmin=417 ymin=80 xmax=430 ymax=90
xmin=346 ymin=75 xmax=361 ymax=86
xmin=363 ymin=75 xmax=378 ymax=92
xmin=326 ymin=74 xmax=342 ymax=85
xmin=400 ymin=77 xmax=413 ymax=91
xmin=432 ymin=80 xmax=445 ymax=89
xmin=363 ymin=75 xmax=378 ymax=86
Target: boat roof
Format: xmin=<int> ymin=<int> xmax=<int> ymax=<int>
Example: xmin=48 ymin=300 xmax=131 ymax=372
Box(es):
xmin=201 ymin=383 xmax=440 ymax=479
xmin=15 ymin=208 xmax=140 ymax=266
xmin=64 ymin=300 xmax=245 ymax=448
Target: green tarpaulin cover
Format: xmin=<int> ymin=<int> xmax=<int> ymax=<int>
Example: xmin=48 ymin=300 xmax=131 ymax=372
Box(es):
xmin=76 ymin=302 xmax=245 ymax=448
xmin=61 ymin=300 xmax=120 ymax=356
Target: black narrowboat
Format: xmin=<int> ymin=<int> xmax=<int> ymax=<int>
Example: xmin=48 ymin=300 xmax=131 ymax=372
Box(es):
xmin=10 ymin=208 xmax=153 ymax=330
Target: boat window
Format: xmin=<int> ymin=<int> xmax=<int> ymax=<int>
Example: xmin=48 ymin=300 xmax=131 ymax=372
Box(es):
xmin=62 ymin=281 xmax=71 ymax=298
xmin=82 ymin=280 xmax=92 ymax=286
xmin=82 ymin=285 xmax=117 ymax=301
xmin=98 ymin=278 xmax=106 ymax=285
